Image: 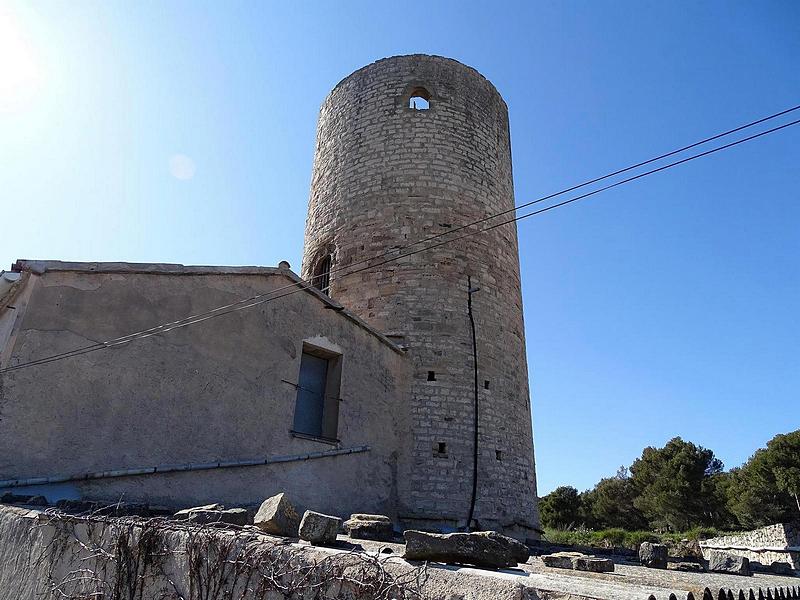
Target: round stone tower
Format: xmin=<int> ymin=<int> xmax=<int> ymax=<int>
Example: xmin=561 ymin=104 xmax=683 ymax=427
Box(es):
xmin=302 ymin=55 xmax=540 ymax=539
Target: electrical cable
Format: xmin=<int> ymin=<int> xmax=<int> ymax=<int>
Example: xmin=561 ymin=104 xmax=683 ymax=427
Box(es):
xmin=1 ymin=114 xmax=797 ymax=374
xmin=10 ymin=103 xmax=799 ymax=365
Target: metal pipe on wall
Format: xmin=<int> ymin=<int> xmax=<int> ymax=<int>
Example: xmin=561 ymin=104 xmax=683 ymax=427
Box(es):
xmin=0 ymin=445 xmax=370 ymax=489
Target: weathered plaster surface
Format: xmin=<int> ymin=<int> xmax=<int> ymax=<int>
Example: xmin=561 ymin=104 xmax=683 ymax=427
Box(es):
xmin=0 ymin=265 xmax=410 ymax=519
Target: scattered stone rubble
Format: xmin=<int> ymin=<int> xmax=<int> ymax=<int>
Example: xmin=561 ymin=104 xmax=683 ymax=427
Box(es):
xmin=3 ymin=493 xmax=800 ymax=600
xmin=772 ymin=561 xmax=796 ymax=576
xmin=4 ymin=489 xmax=797 ymax=600
xmin=299 ymin=510 xmax=341 ymax=545
xmin=0 ymin=493 xmax=47 ymax=506
xmin=708 ymin=550 xmax=752 ymax=576
xmin=173 ymin=503 xmax=249 ymax=526
xmin=670 ymin=562 xmax=704 ymax=572
xmin=254 ymin=492 xmax=300 ymax=536
xmin=541 ymin=551 xmax=584 ymax=569
xmin=701 ymin=523 xmax=800 ymax=571
xmin=639 ymin=542 xmax=668 ymax=569
xmin=403 ymin=530 xmax=529 ymax=569
xmin=343 ymin=513 xmax=395 ymax=541
xmin=541 ymin=551 xmax=615 ymax=573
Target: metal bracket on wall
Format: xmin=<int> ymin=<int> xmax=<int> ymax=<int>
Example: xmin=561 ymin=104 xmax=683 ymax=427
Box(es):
xmin=281 ymin=379 xmax=343 ymax=401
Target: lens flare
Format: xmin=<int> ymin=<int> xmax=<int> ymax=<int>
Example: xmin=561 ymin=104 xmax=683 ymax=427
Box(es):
xmin=0 ymin=9 xmax=42 ymax=113
xmin=169 ymin=154 xmax=196 ymax=180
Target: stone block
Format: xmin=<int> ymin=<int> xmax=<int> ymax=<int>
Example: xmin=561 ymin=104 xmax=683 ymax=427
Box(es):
xmin=541 ymin=552 xmax=585 ymax=570
xmin=639 ymin=542 xmax=668 ymax=569
xmin=219 ymin=508 xmax=250 ymax=526
xmin=403 ymin=530 xmax=529 ymax=569
xmin=670 ymin=562 xmax=704 ymax=572
xmin=254 ymin=493 xmax=300 ymax=537
xmin=174 ymin=504 xmax=223 ymax=519
xmin=343 ymin=514 xmax=394 ymax=541
xmin=573 ymin=556 xmax=614 ymax=572
xmin=708 ymin=550 xmax=751 ymax=576
xmin=541 ymin=551 xmax=614 ymax=572
xmin=350 ymin=513 xmax=389 ymax=522
xmin=174 ymin=505 xmax=249 ymax=526
xmin=0 ymin=493 xmax=46 ymax=506
xmin=771 ymin=561 xmax=795 ymax=576
xmin=299 ymin=510 xmax=341 ymax=546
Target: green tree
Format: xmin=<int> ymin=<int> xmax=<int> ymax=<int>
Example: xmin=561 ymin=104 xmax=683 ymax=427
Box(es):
xmin=728 ymin=430 xmax=800 ymax=527
xmin=775 ymin=467 xmax=800 ymax=513
xmin=589 ymin=467 xmax=647 ymax=530
xmin=539 ymin=486 xmax=583 ymax=529
xmin=704 ymin=470 xmax=738 ymax=530
xmin=629 ymin=437 xmax=724 ymax=531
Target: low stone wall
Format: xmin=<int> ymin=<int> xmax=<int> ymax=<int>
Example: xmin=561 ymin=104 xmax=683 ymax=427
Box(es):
xmin=700 ymin=524 xmax=800 ymax=570
xmin=1 ymin=505 xmax=798 ymax=600
xmin=0 ymin=505 xmax=529 ymax=600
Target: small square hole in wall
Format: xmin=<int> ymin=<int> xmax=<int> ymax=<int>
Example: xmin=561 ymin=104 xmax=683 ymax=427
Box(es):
xmin=427 ymin=371 xmax=436 ymax=381
xmin=484 ymin=380 xmax=490 ymax=390
xmin=496 ymin=450 xmax=503 ymax=461
xmin=434 ymin=442 xmax=447 ymax=456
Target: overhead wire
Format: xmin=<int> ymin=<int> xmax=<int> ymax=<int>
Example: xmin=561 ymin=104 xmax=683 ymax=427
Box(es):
xmin=15 ymin=105 xmax=800 ymax=361
xmin=1 ymin=111 xmax=798 ymax=374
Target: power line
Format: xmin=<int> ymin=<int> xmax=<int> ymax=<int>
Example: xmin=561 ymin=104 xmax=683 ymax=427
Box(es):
xmin=321 ymin=103 xmax=800 ymax=277
xmin=12 ymin=104 xmax=797 ymax=364
xmin=1 ymin=113 xmax=798 ymax=374
xmin=37 ymin=103 xmax=800 ymax=355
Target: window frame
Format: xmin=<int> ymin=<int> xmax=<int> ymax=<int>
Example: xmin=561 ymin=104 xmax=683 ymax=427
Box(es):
xmin=289 ymin=342 xmax=343 ymax=444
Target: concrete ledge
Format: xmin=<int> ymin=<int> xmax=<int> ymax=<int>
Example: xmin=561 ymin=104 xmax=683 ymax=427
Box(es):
xmin=12 ymin=259 xmax=287 ymax=276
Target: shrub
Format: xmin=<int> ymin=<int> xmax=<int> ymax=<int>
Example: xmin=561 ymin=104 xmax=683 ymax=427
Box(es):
xmin=544 ymin=527 xmax=726 ymax=551
xmin=623 ymin=530 xmax=660 ymax=548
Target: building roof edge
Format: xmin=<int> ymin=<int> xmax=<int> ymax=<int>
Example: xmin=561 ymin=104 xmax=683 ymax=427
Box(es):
xmin=11 ymin=260 xmax=406 ymax=355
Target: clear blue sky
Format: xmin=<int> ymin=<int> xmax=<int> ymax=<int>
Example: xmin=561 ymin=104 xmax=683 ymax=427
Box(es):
xmin=1 ymin=1 xmax=798 ymax=496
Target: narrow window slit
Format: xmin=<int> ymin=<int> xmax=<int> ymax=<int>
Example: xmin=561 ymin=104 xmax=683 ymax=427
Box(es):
xmin=484 ymin=380 xmax=490 ymax=389
xmin=427 ymin=371 xmax=436 ymax=381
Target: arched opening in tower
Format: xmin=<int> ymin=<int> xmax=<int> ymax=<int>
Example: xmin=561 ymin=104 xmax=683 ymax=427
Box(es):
xmin=313 ymin=255 xmax=332 ymax=296
xmin=408 ymin=86 xmax=430 ymax=110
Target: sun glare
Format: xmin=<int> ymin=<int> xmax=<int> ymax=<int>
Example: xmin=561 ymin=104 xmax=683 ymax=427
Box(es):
xmin=0 ymin=10 xmax=43 ymax=113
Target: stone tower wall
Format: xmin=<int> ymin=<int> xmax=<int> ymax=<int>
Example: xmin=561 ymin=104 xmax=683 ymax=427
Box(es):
xmin=302 ymin=55 xmax=539 ymax=538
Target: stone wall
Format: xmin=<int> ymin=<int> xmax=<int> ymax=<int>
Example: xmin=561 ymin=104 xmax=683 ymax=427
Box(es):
xmin=0 ymin=505 xmax=531 ymax=600
xmin=0 ymin=261 xmax=411 ymax=520
xmin=301 ymin=54 xmax=539 ymax=537
xmin=700 ymin=523 xmax=800 ymax=569
xmin=2 ymin=505 xmax=798 ymax=600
